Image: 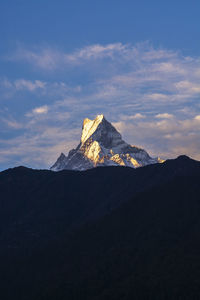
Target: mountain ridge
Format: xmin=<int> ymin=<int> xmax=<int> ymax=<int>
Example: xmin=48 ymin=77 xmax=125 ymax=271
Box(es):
xmin=0 ymin=155 xmax=200 ymax=299
xmin=51 ymin=114 xmax=162 ymax=171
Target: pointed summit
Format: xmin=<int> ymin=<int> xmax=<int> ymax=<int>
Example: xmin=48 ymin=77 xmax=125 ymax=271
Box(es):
xmin=81 ymin=114 xmax=105 ymax=144
xmin=51 ymin=114 xmax=162 ymax=171
xmin=81 ymin=114 xmax=122 ymax=148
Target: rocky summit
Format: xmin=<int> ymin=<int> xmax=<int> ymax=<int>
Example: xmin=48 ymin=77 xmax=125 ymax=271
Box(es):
xmin=51 ymin=114 xmax=163 ymax=171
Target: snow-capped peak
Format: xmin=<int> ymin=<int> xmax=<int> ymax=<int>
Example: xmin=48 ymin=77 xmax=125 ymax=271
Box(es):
xmin=51 ymin=114 xmax=163 ymax=171
xmin=81 ymin=114 xmax=105 ymax=144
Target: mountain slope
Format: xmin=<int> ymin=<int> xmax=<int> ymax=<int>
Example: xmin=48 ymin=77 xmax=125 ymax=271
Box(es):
xmin=0 ymin=156 xmax=200 ymax=299
xmin=0 ymin=156 xmax=200 ymax=300
xmin=44 ymin=174 xmax=200 ymax=300
xmin=51 ymin=114 xmax=161 ymax=171
xmin=0 ymin=156 xmax=196 ymax=239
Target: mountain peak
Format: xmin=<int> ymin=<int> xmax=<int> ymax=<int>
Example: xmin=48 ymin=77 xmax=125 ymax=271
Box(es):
xmin=95 ymin=114 xmax=105 ymax=121
xmin=51 ymin=114 xmax=162 ymax=171
xmin=81 ymin=114 xmax=106 ymax=144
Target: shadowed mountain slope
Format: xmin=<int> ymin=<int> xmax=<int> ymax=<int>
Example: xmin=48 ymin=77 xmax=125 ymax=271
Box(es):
xmin=0 ymin=155 xmax=200 ymax=299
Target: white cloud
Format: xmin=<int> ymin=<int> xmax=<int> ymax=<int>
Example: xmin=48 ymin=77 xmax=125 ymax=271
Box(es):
xmin=1 ymin=42 xmax=200 ymax=169
xmin=5 ymin=43 xmax=200 ymax=111
xmin=147 ymin=94 xmax=169 ymax=101
xmin=153 ymin=62 xmax=185 ymax=75
xmin=121 ymin=113 xmax=146 ymax=120
xmin=14 ymin=79 xmax=46 ymax=91
xmin=175 ymin=80 xmax=200 ymax=95
xmin=65 ymin=43 xmax=127 ymax=62
xmin=194 ymin=115 xmax=200 ymax=120
xmin=155 ymin=113 xmax=174 ymax=119
xmin=8 ymin=43 xmax=129 ymax=70
xmin=1 ymin=78 xmax=46 ymax=93
xmin=113 ymin=116 xmax=200 ymax=160
xmin=6 ymin=42 xmax=182 ymax=70
xmin=32 ymin=105 xmax=49 ymax=115
xmin=131 ymin=113 xmax=146 ymax=119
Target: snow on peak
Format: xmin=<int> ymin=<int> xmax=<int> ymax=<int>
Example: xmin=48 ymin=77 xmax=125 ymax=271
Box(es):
xmin=81 ymin=114 xmax=105 ymax=144
xmin=51 ymin=114 xmax=163 ymax=171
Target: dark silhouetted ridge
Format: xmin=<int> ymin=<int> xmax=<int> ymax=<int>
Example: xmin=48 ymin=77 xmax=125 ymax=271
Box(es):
xmin=0 ymin=155 xmax=200 ymax=299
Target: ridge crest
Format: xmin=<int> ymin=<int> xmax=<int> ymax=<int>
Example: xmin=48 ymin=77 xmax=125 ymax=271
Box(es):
xmin=51 ymin=114 xmax=163 ymax=171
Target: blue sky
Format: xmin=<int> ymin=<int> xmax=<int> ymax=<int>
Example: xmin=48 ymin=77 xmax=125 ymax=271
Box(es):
xmin=0 ymin=0 xmax=200 ymax=170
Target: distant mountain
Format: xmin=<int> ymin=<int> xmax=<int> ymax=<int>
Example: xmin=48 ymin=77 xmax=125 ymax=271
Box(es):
xmin=1 ymin=156 xmax=200 ymax=299
xmin=51 ymin=114 xmax=163 ymax=171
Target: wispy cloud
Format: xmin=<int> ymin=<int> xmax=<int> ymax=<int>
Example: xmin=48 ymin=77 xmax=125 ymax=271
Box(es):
xmin=113 ymin=115 xmax=200 ymax=160
xmin=65 ymin=43 xmax=127 ymax=62
xmin=1 ymin=117 xmax=22 ymax=129
xmin=6 ymin=42 xmax=181 ymax=70
xmin=7 ymin=43 xmax=129 ymax=70
xmin=175 ymin=80 xmax=200 ymax=95
xmin=14 ymin=79 xmax=46 ymax=91
xmin=1 ymin=78 xmax=46 ymax=92
xmin=1 ymin=42 xmax=200 ymax=169
xmin=7 ymin=47 xmax=61 ymax=70
xmin=0 ymin=78 xmax=81 ymax=101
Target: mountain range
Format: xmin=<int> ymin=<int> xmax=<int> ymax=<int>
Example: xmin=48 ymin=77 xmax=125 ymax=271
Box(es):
xmin=1 ymin=155 xmax=200 ymax=299
xmin=51 ymin=114 xmax=163 ymax=171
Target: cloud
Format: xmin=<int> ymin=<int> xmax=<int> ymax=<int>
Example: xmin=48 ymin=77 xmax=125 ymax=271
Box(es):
xmin=194 ymin=115 xmax=200 ymax=120
xmin=0 ymin=129 xmax=79 ymax=168
xmin=6 ymin=42 xmax=181 ymax=70
xmin=7 ymin=43 xmax=129 ymax=70
xmin=0 ymin=109 xmax=80 ymax=169
xmin=65 ymin=43 xmax=127 ymax=62
xmin=121 ymin=113 xmax=146 ymax=120
xmin=4 ymin=42 xmax=200 ymax=112
xmin=8 ymin=47 xmax=61 ymax=70
xmin=1 ymin=42 xmax=200 ymax=169
xmin=1 ymin=118 xmax=22 ymax=129
xmin=0 ymin=77 xmax=82 ymax=98
xmin=14 ymin=79 xmax=46 ymax=91
xmin=130 ymin=113 xmax=146 ymax=119
xmin=175 ymin=80 xmax=200 ymax=95
xmin=32 ymin=105 xmax=49 ymax=115
xmin=113 ymin=116 xmax=200 ymax=161
xmin=155 ymin=113 xmax=174 ymax=119
xmin=1 ymin=78 xmax=46 ymax=93
xmin=147 ymin=94 xmax=169 ymax=101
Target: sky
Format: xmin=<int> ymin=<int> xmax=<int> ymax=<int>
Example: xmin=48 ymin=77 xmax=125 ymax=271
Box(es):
xmin=0 ymin=0 xmax=200 ymax=170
